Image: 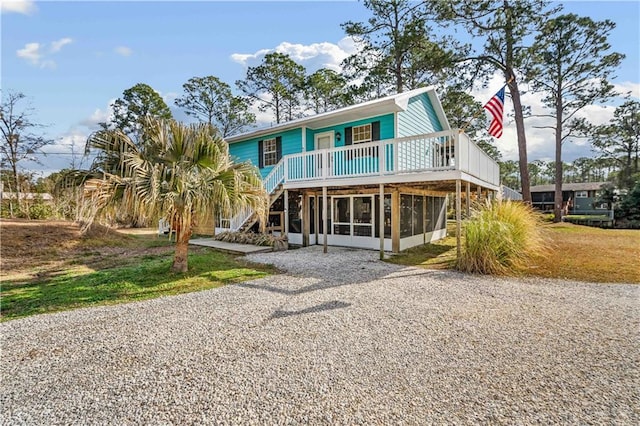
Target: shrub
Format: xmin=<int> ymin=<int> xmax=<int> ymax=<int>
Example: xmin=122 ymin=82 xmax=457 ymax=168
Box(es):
xmin=213 ymin=231 xmax=288 ymax=250
xmin=28 ymin=199 xmax=54 ymax=220
xmin=457 ymin=200 xmax=545 ymax=275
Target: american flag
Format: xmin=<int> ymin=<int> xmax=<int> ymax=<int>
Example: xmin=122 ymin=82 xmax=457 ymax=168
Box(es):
xmin=483 ymin=87 xmax=505 ymax=138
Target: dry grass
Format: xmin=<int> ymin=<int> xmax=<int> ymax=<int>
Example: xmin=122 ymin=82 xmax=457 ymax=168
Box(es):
xmin=457 ymin=201 xmax=546 ymax=275
xmin=387 ymin=221 xmax=639 ymax=284
xmin=0 ymin=219 xmax=274 ymax=320
xmin=0 ymin=219 xmax=172 ymax=280
xmin=527 ymin=223 xmax=640 ymax=283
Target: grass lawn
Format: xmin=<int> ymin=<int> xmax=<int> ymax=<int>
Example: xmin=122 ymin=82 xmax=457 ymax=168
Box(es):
xmin=527 ymin=223 xmax=640 ymax=283
xmin=387 ymin=221 xmax=640 ymax=284
xmin=0 ymin=220 xmax=275 ymax=321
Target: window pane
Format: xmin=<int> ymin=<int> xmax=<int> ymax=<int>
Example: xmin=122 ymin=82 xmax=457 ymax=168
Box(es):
xmin=414 ymin=195 xmax=424 ymax=235
xmin=334 ymin=224 xmax=350 ymax=235
xmin=374 ymin=194 xmax=391 ymax=238
xmin=263 ymin=138 xmax=277 ymax=166
xmin=353 ymin=124 xmax=372 ymax=144
xmin=353 ymin=196 xmax=372 ymax=224
xmin=333 ymin=197 xmax=350 ymax=223
xmin=288 ymin=193 xmax=302 ymax=233
xmin=400 ymin=194 xmax=413 ymax=238
xmin=354 ymin=225 xmax=372 ymax=237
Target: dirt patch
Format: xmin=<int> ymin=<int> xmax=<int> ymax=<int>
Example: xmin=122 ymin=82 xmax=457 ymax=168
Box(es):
xmin=0 ymin=219 xmax=174 ymax=279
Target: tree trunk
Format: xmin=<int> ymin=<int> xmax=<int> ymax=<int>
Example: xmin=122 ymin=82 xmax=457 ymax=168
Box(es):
xmin=171 ymin=220 xmax=191 ymax=273
xmin=553 ymin=99 xmax=564 ymax=223
xmin=508 ymin=74 xmax=531 ymax=203
xmin=11 ymin=161 xmax=20 ymax=217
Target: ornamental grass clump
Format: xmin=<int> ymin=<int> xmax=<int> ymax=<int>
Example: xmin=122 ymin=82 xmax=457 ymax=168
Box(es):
xmin=457 ymin=200 xmax=545 ymax=275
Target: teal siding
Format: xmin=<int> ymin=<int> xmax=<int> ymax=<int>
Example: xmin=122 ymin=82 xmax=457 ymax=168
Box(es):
xmin=305 ymin=128 xmax=314 ymax=151
xmin=229 ymin=128 xmax=302 ymax=178
xmin=228 ymin=114 xmax=395 ymax=179
xmin=397 ymin=93 xmax=443 ymax=137
xmin=310 ymin=113 xmax=395 ymax=147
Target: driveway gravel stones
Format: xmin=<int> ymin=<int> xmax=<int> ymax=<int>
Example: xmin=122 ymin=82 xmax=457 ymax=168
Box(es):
xmin=1 ymin=246 xmax=638 ymax=424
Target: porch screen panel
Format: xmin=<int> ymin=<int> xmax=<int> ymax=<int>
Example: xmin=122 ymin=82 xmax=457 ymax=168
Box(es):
xmin=414 ymin=195 xmax=424 ymax=235
xmin=353 ymin=196 xmax=373 ymax=237
xmin=333 ymin=197 xmax=350 ymax=235
xmin=400 ymin=194 xmax=413 ymax=238
xmin=288 ymin=193 xmax=302 ymax=233
xmin=434 ymin=197 xmax=446 ymax=230
xmin=426 ymin=197 xmax=434 ymax=232
xmin=375 ymin=194 xmax=392 ymax=238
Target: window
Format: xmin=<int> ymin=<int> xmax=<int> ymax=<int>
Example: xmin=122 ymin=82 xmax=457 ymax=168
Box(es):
xmin=575 ymin=190 xmax=588 ymax=198
xmin=263 ymin=138 xmax=278 ymax=166
xmin=333 ymin=197 xmax=351 ymax=235
xmin=353 ymin=196 xmax=373 ymax=237
xmin=352 ymin=124 xmax=372 ymax=144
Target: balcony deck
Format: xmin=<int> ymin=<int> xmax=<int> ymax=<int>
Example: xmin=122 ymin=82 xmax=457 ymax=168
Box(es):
xmin=264 ymin=130 xmax=500 ymax=194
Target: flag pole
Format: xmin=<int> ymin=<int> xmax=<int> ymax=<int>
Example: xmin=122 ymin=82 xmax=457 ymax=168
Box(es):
xmin=459 ymin=76 xmax=514 ymax=134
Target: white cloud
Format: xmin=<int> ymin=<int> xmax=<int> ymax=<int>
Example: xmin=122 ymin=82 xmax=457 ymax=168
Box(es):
xmin=231 ymin=36 xmax=360 ymax=73
xmin=16 ymin=42 xmax=41 ymax=65
xmin=16 ymin=37 xmax=73 ymax=69
xmin=79 ymin=99 xmax=117 ymax=128
xmin=1 ymin=0 xmax=36 ymax=15
xmin=114 ymin=46 xmax=133 ymax=57
xmin=613 ymin=81 xmax=640 ymax=99
xmin=50 ymin=37 xmax=73 ymax=53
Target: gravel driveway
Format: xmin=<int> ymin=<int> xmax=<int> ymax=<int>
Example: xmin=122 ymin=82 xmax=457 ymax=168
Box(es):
xmin=1 ymin=246 xmax=638 ymax=424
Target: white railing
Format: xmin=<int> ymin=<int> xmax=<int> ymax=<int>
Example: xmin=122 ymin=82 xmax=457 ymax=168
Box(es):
xmin=501 ymin=185 xmax=523 ymax=201
xmin=281 ymin=130 xmax=499 ymax=186
xmin=264 ymin=159 xmax=285 ymax=194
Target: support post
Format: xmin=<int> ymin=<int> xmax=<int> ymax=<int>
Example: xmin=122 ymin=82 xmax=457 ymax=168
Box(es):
xmin=302 ymin=193 xmax=310 ymax=247
xmin=391 ymin=189 xmax=400 ymax=253
xmin=477 ymin=185 xmax=482 ymax=204
xmin=466 ymin=181 xmax=471 ymax=217
xmin=456 ymin=179 xmax=462 ymax=259
xmin=314 ymin=194 xmax=319 ymax=243
xmin=283 ymin=189 xmax=289 ymax=237
xmin=379 ymin=184 xmax=384 ymax=259
xmin=322 ymin=186 xmax=328 ymax=254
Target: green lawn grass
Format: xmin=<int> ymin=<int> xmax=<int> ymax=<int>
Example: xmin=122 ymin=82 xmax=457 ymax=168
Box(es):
xmin=386 ymin=231 xmax=458 ymax=270
xmin=1 ymin=249 xmax=274 ymax=321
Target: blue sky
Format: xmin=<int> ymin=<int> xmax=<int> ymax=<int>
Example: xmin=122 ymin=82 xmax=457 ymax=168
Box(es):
xmin=2 ymin=0 xmax=639 ymax=176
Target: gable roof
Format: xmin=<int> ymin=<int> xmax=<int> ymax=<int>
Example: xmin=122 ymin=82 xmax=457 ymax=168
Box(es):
xmin=226 ymin=87 xmax=449 ymax=143
xmin=530 ymin=182 xmax=608 ymax=192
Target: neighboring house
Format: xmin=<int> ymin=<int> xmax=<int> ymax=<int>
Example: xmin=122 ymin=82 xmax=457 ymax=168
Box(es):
xmin=530 ymin=182 xmax=612 ymax=216
xmin=220 ymin=87 xmax=500 ymax=253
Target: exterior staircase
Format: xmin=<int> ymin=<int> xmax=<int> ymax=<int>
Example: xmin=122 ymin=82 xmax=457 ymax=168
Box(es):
xmin=217 ymin=159 xmax=285 ymax=233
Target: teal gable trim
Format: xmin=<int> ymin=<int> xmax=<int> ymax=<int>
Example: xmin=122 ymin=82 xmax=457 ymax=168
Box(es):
xmin=397 ymin=93 xmax=443 ymax=137
xmin=229 ymin=128 xmax=302 ymax=178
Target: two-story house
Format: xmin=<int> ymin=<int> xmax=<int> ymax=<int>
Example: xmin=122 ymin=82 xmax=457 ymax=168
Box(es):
xmin=218 ymin=87 xmax=500 ymax=253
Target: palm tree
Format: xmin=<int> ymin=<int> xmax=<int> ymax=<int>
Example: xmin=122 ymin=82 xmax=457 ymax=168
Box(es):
xmin=82 ymin=118 xmax=267 ymax=272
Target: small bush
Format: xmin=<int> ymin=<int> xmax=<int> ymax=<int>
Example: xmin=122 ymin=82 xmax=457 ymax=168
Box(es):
xmin=28 ymin=201 xmax=54 ymax=220
xmin=213 ymin=231 xmax=288 ymax=249
xmin=457 ymin=200 xmax=545 ymax=275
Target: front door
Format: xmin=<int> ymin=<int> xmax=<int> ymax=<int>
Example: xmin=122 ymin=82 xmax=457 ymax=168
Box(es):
xmin=314 ymin=131 xmax=334 ymax=176
xmin=314 ymin=131 xmax=334 ymax=150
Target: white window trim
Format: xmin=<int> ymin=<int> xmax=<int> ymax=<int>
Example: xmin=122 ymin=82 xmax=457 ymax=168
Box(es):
xmin=575 ymin=190 xmax=588 ymax=198
xmin=263 ymin=137 xmax=277 ymax=167
xmin=352 ymin=123 xmax=372 ymax=144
